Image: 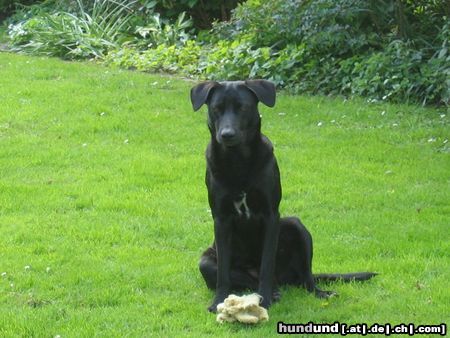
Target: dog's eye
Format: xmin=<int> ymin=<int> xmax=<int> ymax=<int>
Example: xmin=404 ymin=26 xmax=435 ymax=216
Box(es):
xmin=211 ymin=106 xmax=222 ymax=115
xmin=240 ymin=104 xmax=252 ymax=112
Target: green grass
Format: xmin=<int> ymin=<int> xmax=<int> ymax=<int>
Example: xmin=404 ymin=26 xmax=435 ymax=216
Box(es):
xmin=0 ymin=52 xmax=448 ymax=337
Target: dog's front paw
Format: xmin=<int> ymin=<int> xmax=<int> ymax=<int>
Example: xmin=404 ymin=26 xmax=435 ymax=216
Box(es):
xmin=260 ymin=296 xmax=272 ymax=309
xmin=208 ymin=294 xmax=227 ymax=313
xmin=208 ymin=303 xmax=219 ymax=313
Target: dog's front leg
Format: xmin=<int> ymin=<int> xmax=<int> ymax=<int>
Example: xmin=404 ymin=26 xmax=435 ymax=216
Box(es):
xmin=258 ymin=213 xmax=280 ymax=309
xmin=208 ymin=216 xmax=232 ymax=312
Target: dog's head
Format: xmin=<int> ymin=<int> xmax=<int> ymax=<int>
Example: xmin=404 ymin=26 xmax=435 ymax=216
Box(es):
xmin=190 ymin=80 xmax=276 ymax=147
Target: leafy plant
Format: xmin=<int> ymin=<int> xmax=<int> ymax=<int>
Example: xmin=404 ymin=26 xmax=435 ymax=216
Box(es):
xmin=8 ymin=0 xmax=137 ymax=59
xmin=213 ymin=0 xmax=381 ymax=54
xmin=0 ymin=0 xmax=41 ymax=21
xmin=336 ymin=20 xmax=450 ymax=106
xmin=148 ymin=0 xmax=243 ymax=29
xmin=4 ymin=0 xmax=448 ymax=106
xmin=204 ymin=0 xmax=449 ymax=105
xmin=134 ymin=11 xmax=193 ymax=47
xmin=105 ymin=39 xmax=202 ymax=74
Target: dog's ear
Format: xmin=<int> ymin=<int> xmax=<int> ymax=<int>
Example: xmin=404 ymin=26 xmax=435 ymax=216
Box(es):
xmin=245 ymin=80 xmax=276 ymax=107
xmin=190 ymin=81 xmax=220 ymax=111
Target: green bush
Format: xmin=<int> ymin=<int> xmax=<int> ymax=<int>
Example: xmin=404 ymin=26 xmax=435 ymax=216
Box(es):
xmin=7 ymin=0 xmax=196 ymax=59
xmin=200 ymin=0 xmax=449 ymax=105
xmin=133 ymin=11 xmax=193 ymax=48
xmin=201 ymin=39 xmax=271 ymax=80
xmin=148 ymin=0 xmax=243 ymax=29
xmin=105 ymin=40 xmax=202 ymax=74
xmin=4 ymin=0 xmax=449 ymax=106
xmin=0 ymin=0 xmax=41 ymax=21
xmin=337 ymin=21 xmax=450 ymax=105
xmin=8 ymin=0 xmax=137 ymax=59
xmin=213 ymin=0 xmax=381 ymax=55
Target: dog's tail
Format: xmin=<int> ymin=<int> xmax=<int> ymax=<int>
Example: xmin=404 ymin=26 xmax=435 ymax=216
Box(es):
xmin=314 ymin=272 xmax=377 ymax=282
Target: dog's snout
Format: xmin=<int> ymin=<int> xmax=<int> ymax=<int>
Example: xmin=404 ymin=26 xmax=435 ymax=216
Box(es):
xmin=220 ymin=128 xmax=236 ymax=140
xmin=217 ymin=126 xmax=240 ymax=146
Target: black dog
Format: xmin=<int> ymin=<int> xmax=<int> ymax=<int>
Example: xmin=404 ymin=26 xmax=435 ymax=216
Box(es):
xmin=190 ymin=80 xmax=375 ymax=313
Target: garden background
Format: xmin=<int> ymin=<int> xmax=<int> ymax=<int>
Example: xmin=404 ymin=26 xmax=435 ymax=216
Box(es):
xmin=0 ymin=0 xmax=448 ymax=336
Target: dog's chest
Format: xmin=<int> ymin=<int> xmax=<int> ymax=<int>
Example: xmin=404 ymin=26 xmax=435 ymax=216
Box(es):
xmin=233 ymin=192 xmax=251 ymax=219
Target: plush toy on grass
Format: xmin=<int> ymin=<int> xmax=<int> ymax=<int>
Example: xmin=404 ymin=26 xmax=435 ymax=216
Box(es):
xmin=216 ymin=293 xmax=269 ymax=324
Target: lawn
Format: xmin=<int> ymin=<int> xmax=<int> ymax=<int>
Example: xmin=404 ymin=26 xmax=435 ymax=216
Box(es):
xmin=0 ymin=52 xmax=448 ymax=337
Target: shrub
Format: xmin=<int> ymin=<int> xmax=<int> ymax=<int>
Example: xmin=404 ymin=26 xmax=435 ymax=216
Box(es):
xmin=4 ymin=0 xmax=448 ymax=106
xmin=336 ymin=20 xmax=450 ymax=105
xmin=203 ymin=0 xmax=449 ymax=105
xmin=213 ymin=0 xmax=382 ymax=55
xmin=202 ymin=39 xmax=271 ymax=80
xmin=0 ymin=0 xmax=41 ymax=21
xmin=148 ymin=0 xmax=243 ymax=29
xmin=133 ymin=11 xmax=193 ymax=48
xmin=8 ymin=0 xmax=136 ymax=59
xmin=105 ymin=40 xmax=202 ymax=75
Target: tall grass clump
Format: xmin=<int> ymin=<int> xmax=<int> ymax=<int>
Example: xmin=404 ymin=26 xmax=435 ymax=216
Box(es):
xmin=8 ymin=0 xmax=137 ymax=59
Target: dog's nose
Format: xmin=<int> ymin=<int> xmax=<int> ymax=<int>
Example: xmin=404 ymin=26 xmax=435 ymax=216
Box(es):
xmin=220 ymin=128 xmax=236 ymax=140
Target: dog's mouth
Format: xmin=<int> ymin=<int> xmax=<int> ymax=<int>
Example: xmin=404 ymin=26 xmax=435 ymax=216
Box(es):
xmin=217 ymin=135 xmax=242 ymax=147
xmin=220 ymin=138 xmax=241 ymax=147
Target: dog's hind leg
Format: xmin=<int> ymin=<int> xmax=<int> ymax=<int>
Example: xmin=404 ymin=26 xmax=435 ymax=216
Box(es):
xmin=199 ymin=247 xmax=259 ymax=291
xmin=199 ymin=248 xmax=218 ymax=290
xmin=276 ymin=217 xmax=336 ymax=298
